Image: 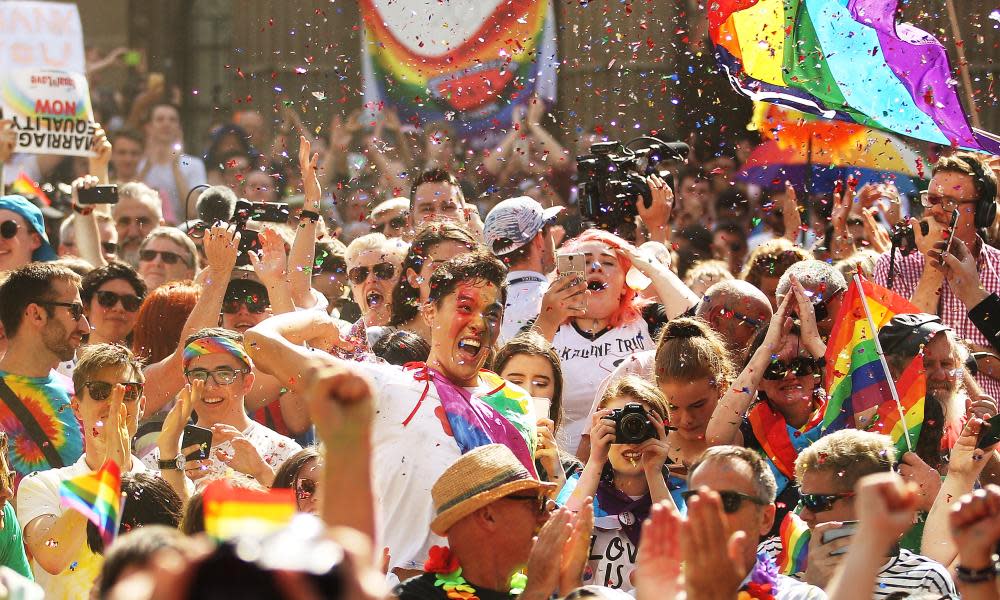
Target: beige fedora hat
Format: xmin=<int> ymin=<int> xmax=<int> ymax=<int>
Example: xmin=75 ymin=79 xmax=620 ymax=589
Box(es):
xmin=430 ymin=444 xmax=557 ymax=536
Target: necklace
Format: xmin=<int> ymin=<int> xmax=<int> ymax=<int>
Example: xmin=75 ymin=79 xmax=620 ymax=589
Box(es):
xmin=424 ymin=546 xmax=526 ymax=600
xmin=737 ymin=552 xmax=779 ymax=600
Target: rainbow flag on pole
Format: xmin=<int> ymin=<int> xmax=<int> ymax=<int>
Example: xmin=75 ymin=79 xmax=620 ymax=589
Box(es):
xmin=202 ymin=479 xmax=296 ymax=541
xmin=776 ymin=512 xmax=811 ymax=576
xmin=59 ymin=459 xmax=122 ymax=547
xmin=821 ymin=276 xmax=923 ymax=453
xmin=708 ymin=0 xmax=1000 ymax=153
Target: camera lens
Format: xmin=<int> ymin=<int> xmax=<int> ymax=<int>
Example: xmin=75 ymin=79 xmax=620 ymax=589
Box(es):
xmin=619 ymin=413 xmax=646 ymax=441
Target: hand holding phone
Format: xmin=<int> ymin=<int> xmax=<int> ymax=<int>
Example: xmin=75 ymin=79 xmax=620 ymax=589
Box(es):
xmin=557 ymin=253 xmax=586 ymax=277
xmin=181 ymin=424 xmax=213 ymax=460
xmin=977 ymin=413 xmax=1000 ymax=449
xmin=943 ymin=209 xmax=960 ymax=256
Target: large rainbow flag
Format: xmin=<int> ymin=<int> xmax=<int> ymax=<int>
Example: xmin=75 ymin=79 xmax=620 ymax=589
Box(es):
xmin=59 ymin=459 xmax=122 ymax=547
xmin=821 ymin=277 xmax=924 ymax=453
xmin=708 ymin=0 xmax=1000 ymax=153
xmin=202 ymin=479 xmax=296 ymax=541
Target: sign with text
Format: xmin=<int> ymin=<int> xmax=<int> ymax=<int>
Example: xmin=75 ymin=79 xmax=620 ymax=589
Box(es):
xmin=0 ymin=1 xmax=85 ymax=73
xmin=0 ymin=70 xmax=96 ymax=155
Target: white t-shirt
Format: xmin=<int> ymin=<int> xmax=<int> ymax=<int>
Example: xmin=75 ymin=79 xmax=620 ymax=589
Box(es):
xmin=499 ymin=270 xmax=549 ymax=344
xmin=16 ymin=456 xmax=147 ymax=600
xmin=139 ymin=154 xmax=208 ymax=223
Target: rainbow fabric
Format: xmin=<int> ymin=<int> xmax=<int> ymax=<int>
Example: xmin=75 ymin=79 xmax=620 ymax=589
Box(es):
xmin=59 ymin=459 xmax=122 ymax=547
xmin=8 ymin=172 xmax=51 ymax=206
xmin=202 ymin=479 xmax=296 ymax=541
xmin=182 ymin=336 xmax=253 ymax=371
xmin=821 ymin=278 xmax=923 ymax=453
xmin=776 ymin=512 xmax=811 ymax=576
xmin=746 ymin=400 xmax=823 ymax=480
xmin=708 ymin=0 xmax=1000 ymax=153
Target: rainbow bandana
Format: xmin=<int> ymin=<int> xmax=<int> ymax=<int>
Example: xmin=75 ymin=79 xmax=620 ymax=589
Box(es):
xmin=183 ymin=336 xmax=253 ymax=371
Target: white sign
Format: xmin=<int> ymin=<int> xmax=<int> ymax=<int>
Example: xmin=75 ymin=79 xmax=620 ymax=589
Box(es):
xmin=0 ymin=1 xmax=85 ymax=73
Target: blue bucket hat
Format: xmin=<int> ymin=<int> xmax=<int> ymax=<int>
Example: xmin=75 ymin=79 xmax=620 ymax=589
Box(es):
xmin=0 ymin=195 xmax=57 ymax=261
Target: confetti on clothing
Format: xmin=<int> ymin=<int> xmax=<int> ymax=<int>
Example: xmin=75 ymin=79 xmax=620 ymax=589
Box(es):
xmin=59 ymin=459 xmax=122 ymax=548
xmin=776 ymin=512 xmax=811 ymax=576
xmin=202 ymin=479 xmax=296 ymax=541
xmin=0 ymin=371 xmax=83 ymax=487
xmin=708 ymin=0 xmax=1000 ymax=152
xmin=822 ymin=278 xmax=923 ymax=453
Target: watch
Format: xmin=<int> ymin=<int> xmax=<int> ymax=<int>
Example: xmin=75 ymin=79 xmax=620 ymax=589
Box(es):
xmin=158 ymin=453 xmax=186 ymax=471
xmin=299 ymin=209 xmax=320 ymax=223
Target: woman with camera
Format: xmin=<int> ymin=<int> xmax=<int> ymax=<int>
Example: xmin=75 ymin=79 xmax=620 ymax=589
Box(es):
xmin=558 ymin=375 xmax=677 ymax=592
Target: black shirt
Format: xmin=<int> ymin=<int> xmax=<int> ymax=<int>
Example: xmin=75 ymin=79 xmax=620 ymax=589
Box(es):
xmin=395 ymin=573 xmax=514 ymax=600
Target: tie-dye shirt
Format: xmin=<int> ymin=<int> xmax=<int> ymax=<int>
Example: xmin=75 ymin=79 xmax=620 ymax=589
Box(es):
xmin=0 ymin=370 xmax=83 ymax=487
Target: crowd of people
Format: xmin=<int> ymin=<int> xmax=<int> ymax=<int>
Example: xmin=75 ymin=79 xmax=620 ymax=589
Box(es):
xmin=1 ymin=67 xmax=1000 ymax=600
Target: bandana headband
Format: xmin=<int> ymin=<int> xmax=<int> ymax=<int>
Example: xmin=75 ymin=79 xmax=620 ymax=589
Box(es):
xmin=182 ymin=336 xmax=253 ymax=372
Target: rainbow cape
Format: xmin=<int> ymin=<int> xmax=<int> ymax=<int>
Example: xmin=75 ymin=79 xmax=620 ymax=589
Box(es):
xmin=9 ymin=172 xmax=51 ymax=206
xmin=59 ymin=459 xmax=122 ymax=547
xmin=822 ymin=277 xmax=923 ymax=452
xmin=202 ymin=479 xmax=296 ymax=541
xmin=776 ymin=512 xmax=811 ymax=576
xmin=708 ymin=0 xmax=1000 ymax=153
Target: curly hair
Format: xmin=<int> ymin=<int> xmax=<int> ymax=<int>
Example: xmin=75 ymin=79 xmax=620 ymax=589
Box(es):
xmin=739 ymin=238 xmax=812 ymax=290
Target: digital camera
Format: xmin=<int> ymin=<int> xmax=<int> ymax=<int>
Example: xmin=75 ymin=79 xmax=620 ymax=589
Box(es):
xmin=609 ymin=402 xmax=656 ymax=444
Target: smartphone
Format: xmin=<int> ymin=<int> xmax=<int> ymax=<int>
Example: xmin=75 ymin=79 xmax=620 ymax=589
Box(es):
xmin=77 ymin=185 xmax=119 ymax=205
xmin=532 ymin=397 xmax=552 ymax=421
xmin=977 ymin=413 xmax=1000 ymax=449
xmin=236 ymin=228 xmax=261 ymax=267
xmin=181 ymin=424 xmax=213 ymax=461
xmin=943 ymin=209 xmax=960 ymax=255
xmin=557 ymin=253 xmax=586 ymax=277
xmin=821 ymin=521 xmax=858 ymax=555
xmin=250 ymin=202 xmax=290 ymax=224
xmin=232 ymin=199 xmax=253 ymax=230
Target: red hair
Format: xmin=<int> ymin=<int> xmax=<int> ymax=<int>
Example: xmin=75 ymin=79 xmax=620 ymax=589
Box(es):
xmin=131 ymin=280 xmax=200 ymax=364
xmin=559 ymin=230 xmax=652 ymax=329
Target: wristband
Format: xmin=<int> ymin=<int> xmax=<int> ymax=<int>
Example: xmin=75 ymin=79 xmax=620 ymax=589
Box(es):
xmin=299 ymin=209 xmax=320 ymax=223
xmin=72 ymin=203 xmax=93 ymax=215
xmin=955 ymin=562 xmax=999 ymax=583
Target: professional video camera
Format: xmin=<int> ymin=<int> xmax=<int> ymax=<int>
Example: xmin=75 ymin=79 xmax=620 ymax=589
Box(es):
xmin=576 ymin=136 xmax=689 ymax=233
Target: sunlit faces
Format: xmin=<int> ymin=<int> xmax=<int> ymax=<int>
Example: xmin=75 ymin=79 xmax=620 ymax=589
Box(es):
xmin=562 ymin=241 xmax=625 ymax=321
xmin=499 ymin=353 xmax=555 ymax=401
xmin=797 ymin=468 xmax=855 ymax=529
xmin=756 ymin=334 xmax=818 ymax=415
xmin=114 ymin=196 xmax=160 ymax=260
xmin=925 ymin=170 xmax=980 ymax=244
xmin=407 ymin=240 xmax=474 ymax=305
xmin=348 ymin=249 xmax=403 ymax=326
xmin=111 ymin=136 xmax=143 ymax=180
xmin=294 ymin=458 xmax=323 ymax=515
xmin=604 ymin=395 xmax=660 ymax=477
xmin=88 ymin=279 xmax=142 ymax=344
xmin=72 ymin=364 xmax=145 ymax=445
xmin=424 ymin=279 xmax=503 ymax=387
xmin=184 ymin=353 xmax=254 ymax=421
xmin=411 ymin=181 xmax=464 ymax=224
xmin=147 ymin=105 xmax=182 ymax=145
xmin=922 ymin=332 xmax=960 ymax=401
xmin=137 ymin=237 xmax=194 ymax=290
xmin=688 ymin=458 xmax=775 ymax=544
xmin=0 ymin=210 xmax=41 ymax=272
xmin=659 ymin=377 xmax=720 ymax=443
xmin=40 ymin=279 xmax=91 ymax=361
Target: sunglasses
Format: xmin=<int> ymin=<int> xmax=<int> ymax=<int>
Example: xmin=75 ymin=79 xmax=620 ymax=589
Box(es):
xmin=95 ymin=290 xmax=143 ymax=312
xmin=506 ymin=494 xmax=557 ymax=515
xmin=313 ymin=258 xmax=347 ymax=276
xmin=295 ymin=478 xmax=317 ymax=501
xmin=222 ymin=293 xmax=269 ymax=314
xmin=61 ymin=240 xmax=119 ymax=255
xmin=84 ymin=381 xmax=144 ymax=402
xmin=0 ymin=220 xmax=20 ymax=239
xmin=373 ymin=215 xmax=408 ymax=233
xmin=38 ymin=301 xmax=86 ymax=321
xmin=348 ymin=262 xmax=396 ymax=285
xmin=797 ymin=491 xmax=856 ymax=513
xmin=139 ymin=249 xmax=189 ymax=266
xmin=919 ymin=190 xmax=977 ymax=212
xmin=681 ymin=490 xmax=768 ymax=514
xmin=185 ymin=367 xmax=248 ymax=386
xmin=763 ymin=357 xmax=822 ymax=381
xmin=811 ymin=291 xmax=842 ymax=322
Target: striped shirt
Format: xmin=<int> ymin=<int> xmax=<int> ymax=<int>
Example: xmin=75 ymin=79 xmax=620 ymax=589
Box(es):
xmin=759 ymin=536 xmax=957 ymax=599
xmin=873 ymin=241 xmax=1000 ymax=399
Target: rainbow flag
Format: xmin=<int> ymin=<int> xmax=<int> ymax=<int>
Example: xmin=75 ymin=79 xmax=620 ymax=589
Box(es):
xmin=59 ymin=459 xmax=122 ymax=547
xmin=822 ymin=277 xmax=923 ymax=452
xmin=776 ymin=512 xmax=810 ymax=576
xmin=202 ymin=479 xmax=296 ymax=541
xmin=708 ymin=0 xmax=1000 ymax=153
xmin=9 ymin=172 xmax=51 ymax=206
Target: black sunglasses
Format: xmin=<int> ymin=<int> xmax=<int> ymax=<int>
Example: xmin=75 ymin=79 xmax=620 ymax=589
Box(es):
xmin=223 ymin=292 xmax=269 ymax=314
xmin=0 ymin=220 xmax=19 ymax=239
xmin=84 ymin=381 xmax=144 ymax=402
xmin=37 ymin=301 xmax=85 ymax=321
xmin=763 ymin=357 xmax=822 ymax=381
xmin=295 ymin=478 xmax=317 ymax=501
xmin=797 ymin=491 xmax=855 ymax=513
xmin=313 ymin=257 xmax=347 ymax=276
xmin=139 ymin=249 xmax=189 ymax=266
xmin=811 ymin=291 xmax=843 ymax=322
xmin=95 ymin=290 xmax=143 ymax=312
xmin=348 ymin=262 xmax=396 ymax=285
xmin=101 ymin=241 xmax=118 ymax=255
xmin=681 ymin=490 xmax=768 ymax=514
xmin=506 ymin=494 xmax=556 ymax=515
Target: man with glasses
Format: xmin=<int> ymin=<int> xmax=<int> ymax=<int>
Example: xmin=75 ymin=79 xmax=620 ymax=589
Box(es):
xmin=112 ymin=182 xmax=165 ymax=267
xmin=759 ymin=430 xmax=956 ymax=597
xmin=0 ymin=264 xmax=89 ymax=484
xmin=16 ymin=343 xmax=148 ymax=599
xmin=685 ymin=446 xmax=826 ymax=599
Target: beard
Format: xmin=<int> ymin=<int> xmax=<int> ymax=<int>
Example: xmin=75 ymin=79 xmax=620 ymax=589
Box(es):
xmin=118 ymin=240 xmax=142 ymax=268
xmin=42 ymin=320 xmax=78 ymax=362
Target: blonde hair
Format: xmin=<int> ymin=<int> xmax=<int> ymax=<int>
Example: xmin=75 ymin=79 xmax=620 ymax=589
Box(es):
xmin=345 ymin=232 xmax=409 ymax=269
xmin=794 ymin=429 xmax=895 ymax=491
xmin=684 ymin=259 xmax=733 ymax=295
xmin=835 ymin=250 xmax=880 ymax=280
xmin=598 ymin=374 xmax=669 ymax=420
xmin=654 ymin=317 xmax=734 ymax=388
xmin=139 ymin=227 xmax=200 ymax=270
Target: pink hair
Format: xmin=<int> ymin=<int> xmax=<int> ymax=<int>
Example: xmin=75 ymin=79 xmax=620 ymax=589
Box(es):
xmin=560 ymin=229 xmax=652 ymax=329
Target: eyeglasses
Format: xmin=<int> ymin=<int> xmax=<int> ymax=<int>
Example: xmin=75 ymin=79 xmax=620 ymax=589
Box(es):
xmin=920 ymin=190 xmax=978 ymax=213
xmin=505 ymin=494 xmax=557 ymax=515
xmin=811 ymin=291 xmax=843 ymax=322
xmin=797 ymin=491 xmax=856 ymax=513
xmin=60 ymin=240 xmax=119 ymax=255
xmin=37 ymin=301 xmax=86 ymax=321
xmin=116 ymin=216 xmax=154 ymax=229
xmin=313 ymin=258 xmax=347 ymax=276
xmin=681 ymin=490 xmax=769 ymax=514
xmin=295 ymin=478 xmax=317 ymax=502
xmin=223 ymin=293 xmax=269 ymax=314
xmin=0 ymin=220 xmax=20 ymax=239
xmin=139 ymin=249 xmax=190 ymax=266
xmin=95 ymin=290 xmax=143 ymax=312
xmin=373 ymin=215 xmax=408 ymax=234
xmin=84 ymin=381 xmax=144 ymax=402
xmin=185 ymin=367 xmax=248 ymax=386
xmin=348 ymin=262 xmax=396 ymax=285
xmin=763 ymin=357 xmax=822 ymax=381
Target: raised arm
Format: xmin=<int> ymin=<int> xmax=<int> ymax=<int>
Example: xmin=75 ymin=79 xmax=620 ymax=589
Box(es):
xmin=287 ymin=136 xmax=321 ymax=308
xmin=70 ymin=175 xmax=109 ymax=268
xmin=248 ymin=227 xmax=295 ymax=314
xmin=243 ymin=309 xmax=347 ymax=394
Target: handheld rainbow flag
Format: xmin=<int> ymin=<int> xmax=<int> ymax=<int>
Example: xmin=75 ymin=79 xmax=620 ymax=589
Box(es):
xmin=708 ymin=0 xmax=1000 ymax=153
xmin=9 ymin=172 xmax=51 ymax=206
xmin=202 ymin=479 xmax=296 ymax=541
xmin=59 ymin=459 xmax=122 ymax=547
xmin=776 ymin=512 xmax=811 ymax=576
xmin=822 ymin=275 xmax=923 ymax=453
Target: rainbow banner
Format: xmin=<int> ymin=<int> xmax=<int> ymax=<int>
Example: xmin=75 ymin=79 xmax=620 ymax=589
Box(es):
xmin=202 ymin=479 xmax=296 ymax=541
xmin=708 ymin=0 xmax=1000 ymax=153
xmin=822 ymin=277 xmax=923 ymax=453
xmin=360 ymin=0 xmax=557 ymax=139
xmin=776 ymin=512 xmax=810 ymax=576
xmin=59 ymin=458 xmax=122 ymax=547
xmin=9 ymin=172 xmax=51 ymax=206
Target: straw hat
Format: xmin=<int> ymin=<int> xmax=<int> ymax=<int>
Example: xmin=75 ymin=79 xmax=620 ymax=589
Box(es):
xmin=430 ymin=445 xmax=557 ymax=535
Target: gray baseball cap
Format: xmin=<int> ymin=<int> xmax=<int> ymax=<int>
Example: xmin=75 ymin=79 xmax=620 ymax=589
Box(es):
xmin=483 ymin=196 xmax=563 ymax=256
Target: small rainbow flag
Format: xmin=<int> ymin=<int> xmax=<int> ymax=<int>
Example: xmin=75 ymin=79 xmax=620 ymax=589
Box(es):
xmin=59 ymin=459 xmax=122 ymax=547
xmin=202 ymin=479 xmax=296 ymax=541
xmin=821 ymin=276 xmax=923 ymax=453
xmin=776 ymin=512 xmax=811 ymax=576
xmin=9 ymin=172 xmax=51 ymax=206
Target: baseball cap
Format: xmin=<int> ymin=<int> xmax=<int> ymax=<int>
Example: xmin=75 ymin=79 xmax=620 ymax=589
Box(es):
xmin=483 ymin=196 xmax=563 ymax=256
xmin=0 ymin=195 xmax=57 ymax=261
xmin=877 ymin=313 xmax=950 ymax=358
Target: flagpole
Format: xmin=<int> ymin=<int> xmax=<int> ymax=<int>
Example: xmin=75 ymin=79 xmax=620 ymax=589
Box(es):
xmin=852 ymin=273 xmax=912 ymax=452
xmin=944 ymin=0 xmax=981 ymax=129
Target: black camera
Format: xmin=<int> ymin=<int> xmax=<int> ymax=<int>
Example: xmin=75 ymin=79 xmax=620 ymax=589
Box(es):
xmin=609 ymin=402 xmax=656 ymax=444
xmin=576 ymin=137 xmax=688 ymax=234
